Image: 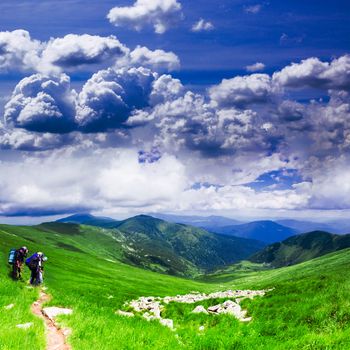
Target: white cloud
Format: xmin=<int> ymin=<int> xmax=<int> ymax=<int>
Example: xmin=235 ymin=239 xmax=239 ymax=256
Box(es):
xmin=107 ymin=0 xmax=183 ymax=34
xmin=0 ymin=149 xmax=188 ymax=216
xmin=40 ymin=34 xmax=129 ymax=74
xmin=4 ymin=73 xmax=77 ymax=133
xmin=209 ymin=74 xmax=275 ymax=108
xmin=0 ymin=147 xmax=312 ymax=217
xmin=244 ymin=4 xmax=262 ymax=14
xmin=2 ymin=53 xmax=350 ymax=216
xmin=246 ymin=62 xmax=265 ymax=72
xmin=0 ymin=30 xmax=42 ymax=73
xmin=76 ymin=67 xmax=157 ymax=131
xmin=273 ymin=55 xmax=350 ymax=90
xmin=118 ymin=46 xmax=180 ymax=72
xmin=191 ymin=19 xmax=214 ymax=32
xmin=0 ymin=30 xmax=181 ymax=75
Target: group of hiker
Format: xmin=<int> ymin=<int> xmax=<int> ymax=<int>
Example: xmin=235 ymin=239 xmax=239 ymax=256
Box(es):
xmin=8 ymin=246 xmax=47 ymax=285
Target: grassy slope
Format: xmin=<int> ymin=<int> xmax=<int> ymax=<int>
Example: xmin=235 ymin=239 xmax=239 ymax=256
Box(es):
xmin=115 ymin=215 xmax=265 ymax=274
xmin=0 ymin=223 xmax=350 ymax=349
xmin=250 ymin=230 xmax=350 ymax=267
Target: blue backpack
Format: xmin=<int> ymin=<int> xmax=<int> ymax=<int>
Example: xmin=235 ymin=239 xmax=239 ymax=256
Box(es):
xmin=8 ymin=249 xmax=16 ymax=265
xmin=25 ymin=254 xmax=37 ymax=269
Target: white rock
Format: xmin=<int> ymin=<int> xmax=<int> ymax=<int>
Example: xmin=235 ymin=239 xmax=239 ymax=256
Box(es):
xmin=4 ymin=304 xmax=14 ymax=310
xmin=160 ymin=318 xmax=174 ymax=329
xmin=192 ymin=305 xmax=208 ymax=314
xmin=16 ymin=322 xmax=33 ymax=329
xmin=199 ymin=325 xmax=205 ymax=331
xmin=207 ymin=304 xmax=222 ymax=313
xmin=62 ymin=328 xmax=72 ymax=336
xmin=43 ymin=307 xmax=73 ymax=321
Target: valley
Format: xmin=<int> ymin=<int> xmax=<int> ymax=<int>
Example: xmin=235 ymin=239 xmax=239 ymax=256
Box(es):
xmin=1 ymin=216 xmax=350 ymax=349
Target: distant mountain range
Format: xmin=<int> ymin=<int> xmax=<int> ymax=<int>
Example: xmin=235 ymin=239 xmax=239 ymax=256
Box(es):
xmin=149 ymin=213 xmax=243 ymax=231
xmin=56 ymin=214 xmax=265 ymax=276
xmin=207 ymin=221 xmax=298 ymax=244
xmin=250 ymin=231 xmax=350 ymax=268
xmin=58 ymin=213 xmax=350 ymax=245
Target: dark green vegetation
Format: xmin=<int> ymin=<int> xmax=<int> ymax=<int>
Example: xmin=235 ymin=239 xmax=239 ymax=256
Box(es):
xmin=57 ymin=213 xmax=120 ymax=228
xmin=250 ymin=230 xmax=350 ymax=267
xmin=212 ymin=220 xmax=298 ymax=243
xmin=1 ymin=221 xmax=350 ymax=349
xmin=57 ymin=215 xmax=265 ymax=276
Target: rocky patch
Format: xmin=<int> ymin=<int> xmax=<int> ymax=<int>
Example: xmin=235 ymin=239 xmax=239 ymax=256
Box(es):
xmin=117 ymin=289 xmax=270 ymax=330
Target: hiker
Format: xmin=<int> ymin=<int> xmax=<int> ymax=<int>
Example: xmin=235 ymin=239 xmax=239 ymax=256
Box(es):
xmin=26 ymin=252 xmax=47 ymax=285
xmin=10 ymin=246 xmax=29 ymax=280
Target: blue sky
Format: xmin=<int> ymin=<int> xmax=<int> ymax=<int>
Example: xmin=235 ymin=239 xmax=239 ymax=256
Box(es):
xmin=1 ymin=0 xmax=349 ymax=82
xmin=0 ymin=0 xmax=350 ymax=222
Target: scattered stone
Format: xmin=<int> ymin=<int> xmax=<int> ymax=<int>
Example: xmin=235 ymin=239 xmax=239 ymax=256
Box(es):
xmin=199 ymin=325 xmax=205 ymax=331
xmin=43 ymin=307 xmax=73 ymax=322
xmin=62 ymin=328 xmax=72 ymax=337
xmin=16 ymin=322 xmax=33 ymax=329
xmin=4 ymin=303 xmax=14 ymax=310
xmin=192 ymin=305 xmax=208 ymax=314
xmin=116 ymin=310 xmax=134 ymax=317
xmin=160 ymin=318 xmax=174 ymax=330
xmin=207 ymin=304 xmax=222 ymax=313
xmin=118 ymin=288 xmax=270 ymax=329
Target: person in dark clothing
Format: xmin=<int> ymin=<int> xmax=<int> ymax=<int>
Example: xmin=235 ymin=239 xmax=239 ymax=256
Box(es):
xmin=12 ymin=246 xmax=28 ymax=280
xmin=26 ymin=252 xmax=47 ymax=285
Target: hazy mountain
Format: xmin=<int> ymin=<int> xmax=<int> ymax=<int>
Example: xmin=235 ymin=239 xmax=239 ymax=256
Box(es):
xmin=211 ymin=220 xmax=298 ymax=243
xmin=275 ymin=219 xmax=340 ymax=234
xmin=250 ymin=231 xmax=350 ymax=268
xmin=149 ymin=213 xmax=243 ymax=230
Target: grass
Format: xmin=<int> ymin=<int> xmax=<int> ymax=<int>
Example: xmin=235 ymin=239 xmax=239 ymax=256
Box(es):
xmin=0 ymin=223 xmax=350 ymax=349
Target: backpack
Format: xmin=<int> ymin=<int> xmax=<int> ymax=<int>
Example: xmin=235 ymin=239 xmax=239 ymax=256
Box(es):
xmin=8 ymin=249 xmax=16 ymax=265
xmin=25 ymin=254 xmax=37 ymax=269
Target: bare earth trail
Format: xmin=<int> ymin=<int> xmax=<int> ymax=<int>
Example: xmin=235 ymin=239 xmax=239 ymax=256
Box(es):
xmin=31 ymin=290 xmax=72 ymax=350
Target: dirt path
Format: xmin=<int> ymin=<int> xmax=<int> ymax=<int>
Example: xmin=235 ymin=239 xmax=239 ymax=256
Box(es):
xmin=31 ymin=290 xmax=72 ymax=350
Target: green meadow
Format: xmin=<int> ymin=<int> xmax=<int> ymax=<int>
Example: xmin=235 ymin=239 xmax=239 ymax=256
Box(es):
xmin=0 ymin=223 xmax=350 ymax=349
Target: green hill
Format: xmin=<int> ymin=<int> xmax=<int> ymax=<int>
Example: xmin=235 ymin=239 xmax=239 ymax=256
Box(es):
xmin=56 ymin=213 xmax=120 ymax=228
xmin=250 ymin=230 xmax=350 ymax=267
xmin=112 ymin=215 xmax=265 ymax=275
xmin=54 ymin=215 xmax=265 ymax=276
xmin=1 ymin=223 xmax=350 ymax=349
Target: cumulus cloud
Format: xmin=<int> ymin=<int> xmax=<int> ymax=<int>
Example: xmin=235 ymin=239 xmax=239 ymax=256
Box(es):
xmin=273 ymin=55 xmax=350 ymax=90
xmin=0 ymin=30 xmax=182 ymax=76
xmin=2 ymin=53 xmax=350 ymax=216
xmin=209 ymin=74 xmax=275 ymax=108
xmin=4 ymin=74 xmax=76 ymax=133
xmin=107 ymin=0 xmax=183 ymax=34
xmin=118 ymin=46 xmax=180 ymax=72
xmin=76 ymin=67 xmax=157 ymax=131
xmin=40 ymin=34 xmax=129 ymax=73
xmin=246 ymin=62 xmax=265 ymax=72
xmin=191 ymin=19 xmax=214 ymax=32
xmin=0 ymin=30 xmax=42 ymax=73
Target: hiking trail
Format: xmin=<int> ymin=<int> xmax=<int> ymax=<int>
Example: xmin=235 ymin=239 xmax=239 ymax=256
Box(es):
xmin=31 ymin=290 xmax=72 ymax=350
